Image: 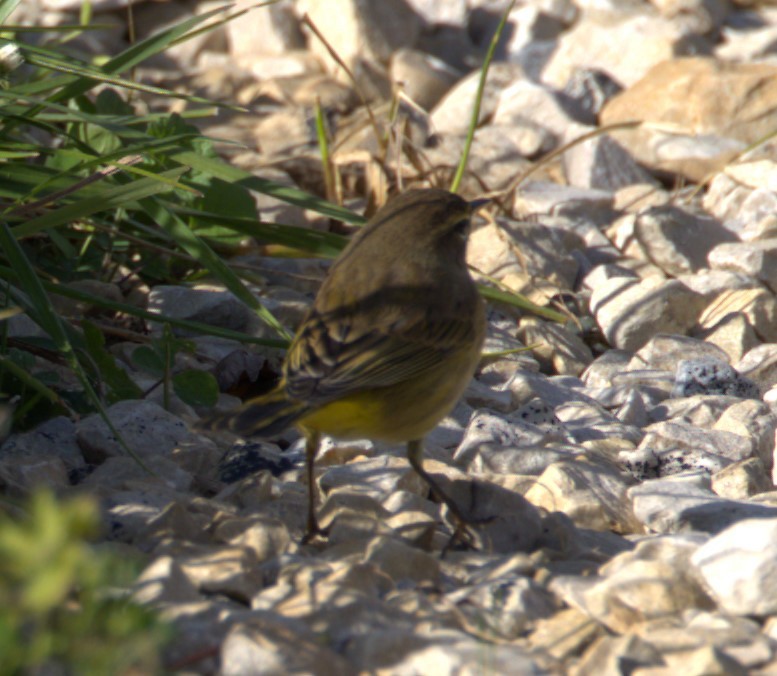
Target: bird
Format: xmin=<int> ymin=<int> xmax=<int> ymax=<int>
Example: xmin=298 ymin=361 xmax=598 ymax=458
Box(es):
xmin=203 ymin=188 xmax=488 ymax=546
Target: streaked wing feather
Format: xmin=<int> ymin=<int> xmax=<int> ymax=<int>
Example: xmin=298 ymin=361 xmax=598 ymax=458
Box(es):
xmin=284 ymin=311 xmax=477 ymax=403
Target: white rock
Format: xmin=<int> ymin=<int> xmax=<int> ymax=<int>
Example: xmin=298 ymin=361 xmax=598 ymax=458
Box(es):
xmin=226 ymin=0 xmax=305 ymax=57
xmin=711 ymin=458 xmax=772 ymax=500
xmin=405 ymin=0 xmax=467 ymax=24
xmin=298 ymin=0 xmax=422 ymax=74
xmin=431 ymin=62 xmax=524 ymax=134
xmin=714 ymin=399 xmax=777 ymax=470
xmin=542 ymin=12 xmax=707 ymax=88
xmin=699 ymin=286 xmax=777 ymax=343
xmin=589 ymin=275 xmax=707 ymax=352
xmin=492 ymin=79 xmax=576 ymax=139
xmin=523 ymin=457 xmax=638 ymax=532
xmin=632 ymin=334 xmax=729 ymax=372
xmin=691 ymin=517 xmax=777 ymax=616
xmin=709 ymin=239 xmax=777 ymax=294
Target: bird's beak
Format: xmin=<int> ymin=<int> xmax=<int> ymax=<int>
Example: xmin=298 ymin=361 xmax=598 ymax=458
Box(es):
xmin=468 ymin=198 xmax=490 ymax=213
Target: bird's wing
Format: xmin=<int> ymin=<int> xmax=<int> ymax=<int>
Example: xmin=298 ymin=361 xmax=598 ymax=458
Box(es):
xmin=283 ymin=309 xmax=480 ymax=403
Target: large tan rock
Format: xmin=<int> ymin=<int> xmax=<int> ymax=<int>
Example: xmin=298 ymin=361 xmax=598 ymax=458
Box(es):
xmin=601 ymin=57 xmax=777 ymax=181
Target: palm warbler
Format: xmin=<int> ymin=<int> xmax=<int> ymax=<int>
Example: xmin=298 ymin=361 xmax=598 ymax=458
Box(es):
xmin=204 ymin=188 xmax=488 ymax=543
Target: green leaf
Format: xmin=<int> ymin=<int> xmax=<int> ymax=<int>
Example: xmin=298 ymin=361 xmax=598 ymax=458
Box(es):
xmin=178 ymin=207 xmax=348 ymax=258
xmin=81 ymin=321 xmax=142 ymax=402
xmin=0 ymin=0 xmax=20 ymax=24
xmin=172 ymin=369 xmax=218 ymax=408
xmin=131 ymin=346 xmax=164 ymax=378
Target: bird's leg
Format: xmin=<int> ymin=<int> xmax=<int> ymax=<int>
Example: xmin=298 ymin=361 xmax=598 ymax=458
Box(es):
xmin=406 ymin=438 xmax=477 ymax=551
xmin=302 ymin=428 xmax=322 ymax=542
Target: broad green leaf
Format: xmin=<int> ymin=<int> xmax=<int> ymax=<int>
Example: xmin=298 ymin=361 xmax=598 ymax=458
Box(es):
xmin=82 ymin=321 xmax=142 ymax=402
xmin=172 ymin=369 xmax=218 ymax=408
xmin=131 ymin=346 xmax=164 ymax=378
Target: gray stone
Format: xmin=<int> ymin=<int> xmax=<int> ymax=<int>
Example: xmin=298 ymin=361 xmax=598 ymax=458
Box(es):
xmin=382 ymin=637 xmax=547 ymax=675
xmin=226 ymin=0 xmax=305 ymax=58
xmin=133 ymin=556 xmax=202 ymax=606
xmin=624 ymin=419 xmax=755 ymax=481
xmin=567 ymin=632 xmax=661 ymax=674
xmin=714 ymin=399 xmax=777 ymax=470
xmin=555 ymin=400 xmax=643 ymax=445
xmin=0 ymin=416 xmax=84 ymax=471
xmin=673 ymin=357 xmax=760 ymax=399
xmin=695 ymin=311 xmax=761 ymax=364
xmin=556 ymin=534 xmax=713 ymax=635
xmin=362 ymin=535 xmax=441 ymax=585
xmin=0 ymin=453 xmax=69 ymax=494
xmin=678 ymin=269 xmax=758 ymax=300
xmin=390 ymin=48 xmax=461 ymax=111
xmin=631 ymin=205 xmax=735 ymax=276
xmin=467 ymin=216 xmax=580 ymax=291
xmin=77 ymin=400 xmax=217 ymax=464
xmin=147 ymin=284 xmax=254 ymax=336
xmin=629 ymin=471 xmax=777 ymax=534
xmin=405 ymin=0 xmax=466 ymax=24
xmin=737 ymin=343 xmax=777 ymax=393
xmin=581 ymin=349 xmax=634 ymax=389
xmin=514 ymin=180 xmax=616 ymax=222
xmin=543 ymin=13 xmax=709 ymax=88
xmin=319 ymin=455 xmax=427 ymax=503
xmin=492 ymin=79 xmax=577 ymax=140
xmin=447 ymin=576 xmax=557 ymax=640
xmin=563 ymin=126 xmax=657 ymax=191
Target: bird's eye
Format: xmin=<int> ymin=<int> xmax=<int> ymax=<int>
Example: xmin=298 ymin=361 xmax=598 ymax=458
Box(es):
xmin=451 ymin=217 xmax=470 ymax=237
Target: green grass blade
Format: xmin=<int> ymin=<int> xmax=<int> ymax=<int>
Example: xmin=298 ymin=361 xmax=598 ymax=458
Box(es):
xmin=0 ymin=354 xmax=62 ymax=407
xmin=12 ymin=168 xmax=189 ymax=237
xmin=0 ymin=0 xmax=20 ymax=24
xmin=172 ymin=206 xmax=348 ymax=258
xmin=477 ymin=283 xmax=568 ymax=323
xmin=450 ymin=0 xmax=517 ymax=193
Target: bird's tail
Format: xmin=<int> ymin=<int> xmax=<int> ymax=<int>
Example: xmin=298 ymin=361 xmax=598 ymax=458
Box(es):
xmin=199 ymin=386 xmax=309 ymax=438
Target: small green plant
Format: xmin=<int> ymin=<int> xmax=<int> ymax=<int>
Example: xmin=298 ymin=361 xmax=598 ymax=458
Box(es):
xmin=132 ymin=322 xmax=218 ymax=410
xmin=0 ymin=491 xmax=170 ymax=674
xmin=0 ymin=2 xmax=355 ymax=437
